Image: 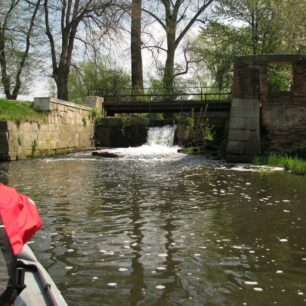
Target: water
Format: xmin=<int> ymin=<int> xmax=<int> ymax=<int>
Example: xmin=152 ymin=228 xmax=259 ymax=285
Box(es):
xmin=1 ymin=126 xmax=306 ymax=305
xmin=97 ymin=125 xmax=181 ymax=159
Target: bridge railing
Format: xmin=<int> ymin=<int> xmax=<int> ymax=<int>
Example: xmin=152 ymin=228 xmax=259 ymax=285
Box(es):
xmin=88 ymin=87 xmax=231 ymax=104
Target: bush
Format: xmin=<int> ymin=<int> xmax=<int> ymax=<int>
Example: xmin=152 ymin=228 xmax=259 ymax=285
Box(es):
xmin=192 ymin=119 xmax=214 ymax=149
xmin=185 ymin=116 xmax=194 ymax=127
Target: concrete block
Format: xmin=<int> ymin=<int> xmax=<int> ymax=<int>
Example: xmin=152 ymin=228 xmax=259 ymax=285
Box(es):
xmin=84 ymin=96 xmax=104 ymax=112
xmin=227 ymin=141 xmax=245 ymax=155
xmin=229 ymin=118 xmax=245 ymax=129
xmin=34 ymin=97 xmax=51 ymax=111
xmin=245 ymin=118 xmax=260 ymax=130
xmin=228 ymin=129 xmax=250 ymax=141
xmin=230 ymin=98 xmax=260 ymax=118
xmin=245 ymin=141 xmax=261 ymax=155
xmin=226 ymin=154 xmax=253 ymax=163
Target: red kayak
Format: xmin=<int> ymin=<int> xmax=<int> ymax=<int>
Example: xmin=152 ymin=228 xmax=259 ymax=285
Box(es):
xmin=0 ymin=184 xmax=67 ymax=306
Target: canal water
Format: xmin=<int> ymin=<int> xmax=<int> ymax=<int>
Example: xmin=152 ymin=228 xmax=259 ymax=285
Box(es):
xmin=1 ymin=126 xmax=306 ymax=305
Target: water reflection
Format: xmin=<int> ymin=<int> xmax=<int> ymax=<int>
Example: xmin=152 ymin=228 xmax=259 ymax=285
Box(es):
xmin=1 ymin=155 xmax=306 ymax=305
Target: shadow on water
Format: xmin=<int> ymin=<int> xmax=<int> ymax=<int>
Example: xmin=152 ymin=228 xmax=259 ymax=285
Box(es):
xmin=1 ymin=127 xmax=306 ymax=305
xmin=129 ymin=187 xmax=145 ymax=306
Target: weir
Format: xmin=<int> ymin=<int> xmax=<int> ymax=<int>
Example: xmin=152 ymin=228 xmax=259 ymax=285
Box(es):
xmin=97 ymin=125 xmax=180 ymax=158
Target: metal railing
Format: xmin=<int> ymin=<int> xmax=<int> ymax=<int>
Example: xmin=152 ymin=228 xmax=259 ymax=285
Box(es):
xmin=88 ymin=87 xmax=232 ymax=104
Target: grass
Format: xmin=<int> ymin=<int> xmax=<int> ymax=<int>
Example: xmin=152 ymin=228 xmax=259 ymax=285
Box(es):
xmin=254 ymin=154 xmax=306 ymax=175
xmin=0 ymin=99 xmax=47 ymax=122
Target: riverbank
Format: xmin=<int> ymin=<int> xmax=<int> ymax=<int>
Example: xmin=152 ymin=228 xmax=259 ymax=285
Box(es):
xmin=0 ymin=99 xmax=47 ymax=121
xmin=254 ymin=154 xmax=306 ymax=175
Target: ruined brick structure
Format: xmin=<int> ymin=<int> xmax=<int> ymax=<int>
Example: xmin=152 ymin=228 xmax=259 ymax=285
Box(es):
xmin=226 ymin=54 xmax=306 ymax=162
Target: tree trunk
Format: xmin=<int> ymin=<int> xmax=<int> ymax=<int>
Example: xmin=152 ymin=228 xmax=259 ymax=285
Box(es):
xmin=55 ymin=68 xmax=70 ymax=101
xmin=44 ymin=0 xmax=80 ymax=102
xmin=162 ymin=29 xmax=176 ymax=94
xmin=131 ymin=0 xmax=143 ymax=96
xmin=0 ymin=31 xmax=14 ymax=99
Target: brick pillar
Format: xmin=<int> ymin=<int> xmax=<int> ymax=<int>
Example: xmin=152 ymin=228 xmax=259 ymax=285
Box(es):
xmin=292 ymin=61 xmax=306 ymax=96
xmin=226 ymin=58 xmax=261 ymax=162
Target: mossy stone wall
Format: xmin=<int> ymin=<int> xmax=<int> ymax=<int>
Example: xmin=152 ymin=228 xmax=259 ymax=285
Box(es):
xmin=0 ymin=98 xmax=97 ymax=161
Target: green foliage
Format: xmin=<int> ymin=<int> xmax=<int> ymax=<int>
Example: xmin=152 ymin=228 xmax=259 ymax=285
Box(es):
xmin=149 ymin=113 xmax=165 ymax=120
xmin=31 ymin=139 xmax=38 ymax=156
xmin=185 ymin=117 xmax=194 ymax=127
xmin=254 ymin=154 xmax=306 ymax=175
xmin=190 ymin=0 xmax=306 ymax=91
xmin=0 ymin=99 xmax=47 ymax=122
xmin=68 ymin=56 xmax=131 ymax=104
xmin=191 ymin=22 xmax=247 ymax=90
xmin=192 ymin=119 xmax=215 ymax=149
xmin=267 ymin=64 xmax=293 ymax=92
xmin=146 ymin=78 xmax=170 ymax=99
xmin=90 ymin=107 xmax=102 ymax=121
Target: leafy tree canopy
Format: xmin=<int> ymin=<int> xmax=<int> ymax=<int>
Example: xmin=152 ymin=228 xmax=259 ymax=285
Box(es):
xmin=68 ymin=56 xmax=131 ymax=104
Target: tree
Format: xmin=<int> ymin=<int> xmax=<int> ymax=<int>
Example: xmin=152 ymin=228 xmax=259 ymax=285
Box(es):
xmin=68 ymin=56 xmax=130 ymax=104
xmin=43 ymin=0 xmax=115 ymax=101
xmin=142 ymin=0 xmax=214 ymax=93
xmin=131 ymin=0 xmax=143 ymax=93
xmin=191 ymin=0 xmax=306 ymax=90
xmin=279 ymin=0 xmax=306 ymax=53
xmin=215 ymin=0 xmax=286 ymax=55
xmin=191 ymin=22 xmax=249 ymax=90
xmin=0 ymin=0 xmax=41 ymax=100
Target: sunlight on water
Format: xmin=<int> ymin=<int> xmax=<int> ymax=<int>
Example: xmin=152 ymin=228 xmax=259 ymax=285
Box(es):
xmin=1 ymin=126 xmax=306 ymax=306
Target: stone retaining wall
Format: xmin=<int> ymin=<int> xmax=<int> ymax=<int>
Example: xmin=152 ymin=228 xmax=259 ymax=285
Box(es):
xmin=0 ymin=97 xmax=101 ymax=161
xmin=95 ymin=117 xmax=149 ymax=147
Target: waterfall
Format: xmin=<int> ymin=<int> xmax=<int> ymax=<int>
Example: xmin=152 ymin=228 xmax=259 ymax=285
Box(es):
xmin=98 ymin=125 xmax=181 ymax=159
xmin=146 ymin=125 xmax=176 ymax=147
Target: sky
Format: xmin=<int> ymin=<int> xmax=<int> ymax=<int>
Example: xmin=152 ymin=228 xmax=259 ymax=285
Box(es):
xmin=6 ymin=2 xmax=209 ymax=101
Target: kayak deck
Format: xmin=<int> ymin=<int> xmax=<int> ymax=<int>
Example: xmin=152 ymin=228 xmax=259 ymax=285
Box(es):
xmin=15 ymin=245 xmax=67 ymax=306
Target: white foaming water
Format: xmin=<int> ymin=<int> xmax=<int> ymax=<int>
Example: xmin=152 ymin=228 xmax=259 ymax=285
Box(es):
xmin=147 ymin=126 xmax=176 ymax=147
xmin=101 ymin=125 xmax=181 ymax=159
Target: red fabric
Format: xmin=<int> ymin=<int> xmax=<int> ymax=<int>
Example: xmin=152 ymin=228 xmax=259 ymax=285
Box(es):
xmin=0 ymin=183 xmax=42 ymax=255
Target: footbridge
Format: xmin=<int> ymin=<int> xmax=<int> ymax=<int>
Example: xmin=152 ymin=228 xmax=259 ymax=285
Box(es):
xmin=90 ymin=87 xmax=231 ymax=116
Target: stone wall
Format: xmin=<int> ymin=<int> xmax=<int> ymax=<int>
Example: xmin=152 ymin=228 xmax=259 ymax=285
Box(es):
xmin=95 ymin=117 xmax=149 ymax=147
xmin=260 ymin=56 xmax=306 ymax=154
xmin=0 ymin=97 xmax=98 ymax=161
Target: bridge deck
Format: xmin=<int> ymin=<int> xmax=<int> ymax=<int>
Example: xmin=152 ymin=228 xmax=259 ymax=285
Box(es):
xmin=104 ymin=100 xmax=231 ymax=115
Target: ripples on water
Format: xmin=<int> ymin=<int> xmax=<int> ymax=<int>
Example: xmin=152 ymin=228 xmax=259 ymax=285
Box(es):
xmin=1 ymin=150 xmax=306 ymax=305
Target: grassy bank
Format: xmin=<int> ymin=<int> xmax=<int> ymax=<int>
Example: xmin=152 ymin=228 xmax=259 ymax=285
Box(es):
xmin=0 ymin=99 xmax=47 ymax=122
xmin=254 ymin=154 xmax=306 ymax=175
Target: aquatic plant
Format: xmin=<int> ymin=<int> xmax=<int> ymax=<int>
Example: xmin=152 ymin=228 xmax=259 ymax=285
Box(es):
xmin=254 ymin=154 xmax=306 ymax=175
